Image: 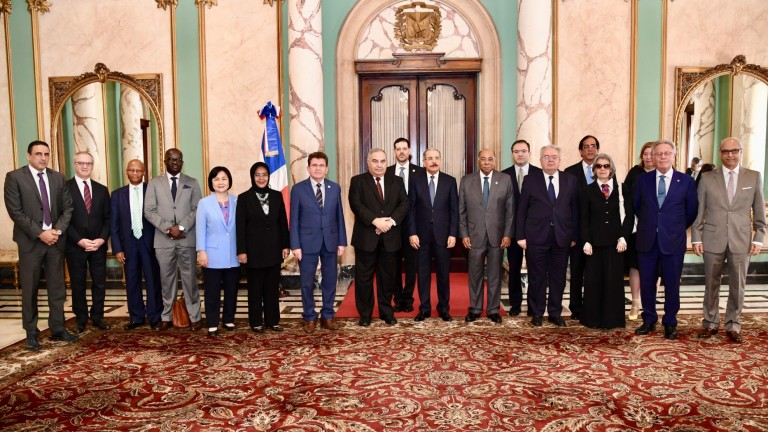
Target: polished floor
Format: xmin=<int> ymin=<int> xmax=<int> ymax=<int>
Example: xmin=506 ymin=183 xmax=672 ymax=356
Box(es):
xmin=1 ymin=279 xmax=767 ymax=350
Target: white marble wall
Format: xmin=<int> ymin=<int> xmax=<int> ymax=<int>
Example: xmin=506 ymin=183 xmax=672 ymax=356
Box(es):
xmin=120 ymin=86 xmax=144 ymax=181
xmin=71 ymin=83 xmax=107 ymax=183
xmin=733 ymin=76 xmax=767 ymax=173
xmin=555 ymin=0 xmax=632 ymax=175
xmin=688 ymin=82 xmax=715 ymax=164
xmin=204 ymin=1 xmax=279 ymax=194
xmin=517 ymin=0 xmax=552 ymax=154
xmin=0 ymin=20 xmax=15 ymax=251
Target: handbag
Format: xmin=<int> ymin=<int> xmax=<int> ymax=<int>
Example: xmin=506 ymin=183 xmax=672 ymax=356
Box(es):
xmin=172 ymin=295 xmax=191 ymax=328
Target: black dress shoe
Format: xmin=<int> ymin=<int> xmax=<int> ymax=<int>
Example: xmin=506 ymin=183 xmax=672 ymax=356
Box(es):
xmin=439 ymin=313 xmax=452 ymax=322
xmin=93 ymin=320 xmax=110 ymax=330
xmin=634 ymin=321 xmax=657 ymax=335
xmin=531 ymin=316 xmax=543 ymax=326
xmin=383 ymin=317 xmax=397 ymax=325
xmin=123 ymin=321 xmax=145 ymax=331
xmin=74 ymin=322 xmax=86 ymax=334
xmin=664 ymin=325 xmax=678 ymax=340
xmin=509 ymin=307 xmax=521 ymax=316
xmin=488 ymin=313 xmax=502 ymax=324
xmin=358 ymin=317 xmax=372 ymax=327
xmin=465 ymin=312 xmax=479 ymax=322
xmin=149 ymin=320 xmax=160 ymax=330
xmin=414 ymin=312 xmax=430 ymax=322
xmin=26 ymin=333 xmax=40 ymax=351
xmin=548 ymin=316 xmax=567 ymax=327
xmin=223 ymin=323 xmax=236 ymax=331
xmin=208 ymin=329 xmax=219 ymax=337
xmin=251 ymin=326 xmax=264 ymax=333
xmin=267 ymin=325 xmax=284 ymax=332
xmin=50 ymin=331 xmax=78 ymax=342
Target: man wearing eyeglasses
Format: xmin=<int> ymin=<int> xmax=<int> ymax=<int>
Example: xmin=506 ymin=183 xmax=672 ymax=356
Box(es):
xmin=564 ymin=135 xmax=600 ymax=321
xmin=65 ymin=151 xmax=112 ymax=334
xmin=692 ymin=137 xmax=765 ymax=343
xmin=633 ymin=139 xmax=698 ymax=340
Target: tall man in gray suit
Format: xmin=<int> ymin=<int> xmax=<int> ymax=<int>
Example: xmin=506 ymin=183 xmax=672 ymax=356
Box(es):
xmin=4 ymin=141 xmax=78 ymax=351
xmin=459 ymin=149 xmax=514 ymax=323
xmin=692 ymin=137 xmax=766 ymax=343
xmin=144 ymin=148 xmax=203 ymax=331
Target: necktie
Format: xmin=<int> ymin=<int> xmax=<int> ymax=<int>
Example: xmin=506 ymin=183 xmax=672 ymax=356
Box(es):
xmin=399 ymin=167 xmax=405 ymax=179
xmin=727 ymin=170 xmax=736 ymax=204
xmin=171 ymin=176 xmax=178 ymax=201
xmin=586 ymin=165 xmax=594 ymax=185
xmin=315 ymin=183 xmax=323 ymax=209
xmin=547 ymin=175 xmax=556 ymax=204
xmin=657 ymin=175 xmax=666 ymax=207
xmin=38 ymin=172 xmax=52 ymax=227
xmin=483 ymin=176 xmax=490 ymax=207
xmin=83 ymin=181 xmax=92 ymax=214
xmin=517 ymin=167 xmax=524 ymax=189
xmin=375 ymin=177 xmax=384 ymax=201
xmin=429 ymin=175 xmax=436 ymax=205
xmin=601 ymin=183 xmax=610 ymax=200
xmin=131 ymin=186 xmax=142 ymax=239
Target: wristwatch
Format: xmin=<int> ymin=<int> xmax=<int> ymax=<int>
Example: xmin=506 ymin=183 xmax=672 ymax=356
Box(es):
xmin=55 ymin=229 xmax=62 ymax=235
xmin=178 ymin=225 xmax=185 ymax=232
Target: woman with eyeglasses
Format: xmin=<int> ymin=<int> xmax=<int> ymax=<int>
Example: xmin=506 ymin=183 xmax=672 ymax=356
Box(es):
xmin=236 ymin=162 xmax=289 ymax=333
xmin=580 ymin=153 xmax=634 ymax=329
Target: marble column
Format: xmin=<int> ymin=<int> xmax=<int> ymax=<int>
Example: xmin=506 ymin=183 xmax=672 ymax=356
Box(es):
xmin=734 ymin=76 xmax=767 ymax=172
xmin=288 ymin=0 xmax=324 ymax=184
xmin=517 ymin=0 xmax=553 ymax=151
xmin=72 ymin=83 xmax=107 ymax=182
xmin=690 ymin=82 xmax=715 ymax=165
xmin=120 ymin=86 xmax=145 ymax=179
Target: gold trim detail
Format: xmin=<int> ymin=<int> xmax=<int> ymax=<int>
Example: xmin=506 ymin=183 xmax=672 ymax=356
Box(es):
xmin=0 ymin=0 xmax=12 ymax=15
xmin=263 ymin=0 xmax=279 ymax=7
xmin=30 ymin=6 xmax=44 ymax=141
xmin=156 ymin=0 xmax=178 ymax=11
xmin=170 ymin=7 xmax=179 ymax=150
xmin=394 ymin=2 xmax=441 ymax=52
xmin=198 ymin=1 xmax=210 ymax=176
xmin=552 ymin=0 xmax=558 ymax=145
xmin=660 ymin=0 xmax=667 ymax=138
xmin=195 ymin=0 xmax=217 ymax=8
xmin=628 ymin=0 xmax=637 ymax=170
xmin=3 ymin=15 xmax=17 ymax=167
xmin=26 ymin=0 xmax=50 ymax=14
xmin=277 ymin=0 xmax=285 ymax=150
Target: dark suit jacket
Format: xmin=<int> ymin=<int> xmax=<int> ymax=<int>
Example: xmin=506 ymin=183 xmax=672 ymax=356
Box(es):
xmin=516 ymin=170 xmax=579 ymax=248
xmin=502 ymin=164 xmax=543 ymax=214
xmin=580 ymin=178 xmax=634 ymax=247
xmin=408 ymin=171 xmax=459 ymax=245
xmin=565 ymin=161 xmax=590 ymax=189
xmin=289 ymin=178 xmax=347 ymax=253
xmin=65 ymin=178 xmax=110 ymax=252
xmin=110 ymin=184 xmax=156 ymax=254
xmin=4 ymin=166 xmax=73 ymax=252
xmin=349 ymin=173 xmax=409 ymax=253
xmin=237 ymin=188 xmax=289 ymax=268
xmin=386 ymin=163 xmax=423 ymax=188
xmin=634 ymin=170 xmax=698 ymax=255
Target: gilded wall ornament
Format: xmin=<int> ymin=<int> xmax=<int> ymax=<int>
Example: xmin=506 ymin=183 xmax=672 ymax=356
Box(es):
xmin=195 ymin=0 xmax=218 ymax=8
xmin=156 ymin=0 xmax=178 ymax=11
xmin=26 ymin=0 xmax=51 ymax=14
xmin=394 ymin=2 xmax=442 ymax=52
xmin=0 ymin=0 xmax=12 ymax=16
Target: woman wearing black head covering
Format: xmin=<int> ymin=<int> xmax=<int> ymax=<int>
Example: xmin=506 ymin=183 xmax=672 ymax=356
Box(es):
xmin=236 ymin=162 xmax=290 ymax=332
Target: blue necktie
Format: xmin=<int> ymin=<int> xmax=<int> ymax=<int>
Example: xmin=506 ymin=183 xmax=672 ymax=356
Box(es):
xmin=482 ymin=176 xmax=490 ymax=207
xmin=429 ymin=175 xmax=436 ymax=205
xmin=547 ymin=175 xmax=556 ymax=204
xmin=657 ymin=175 xmax=666 ymax=207
xmin=586 ymin=165 xmax=594 ymax=185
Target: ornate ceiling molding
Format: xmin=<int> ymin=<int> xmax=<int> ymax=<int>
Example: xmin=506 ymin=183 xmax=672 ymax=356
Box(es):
xmin=26 ymin=0 xmax=51 ymax=14
xmin=263 ymin=0 xmax=277 ymax=6
xmin=0 ymin=0 xmax=12 ymax=15
xmin=155 ymin=0 xmax=178 ymax=11
xmin=195 ymin=0 xmax=218 ymax=8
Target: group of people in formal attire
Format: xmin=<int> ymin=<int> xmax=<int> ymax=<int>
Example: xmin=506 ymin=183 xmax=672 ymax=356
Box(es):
xmin=4 ymin=134 xmax=764 ymax=351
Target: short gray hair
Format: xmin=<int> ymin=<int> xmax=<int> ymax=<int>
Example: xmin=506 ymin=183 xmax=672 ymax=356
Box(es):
xmin=539 ymin=145 xmax=561 ymax=158
xmin=592 ymin=153 xmax=616 ymax=180
xmin=651 ymin=139 xmax=676 ymax=155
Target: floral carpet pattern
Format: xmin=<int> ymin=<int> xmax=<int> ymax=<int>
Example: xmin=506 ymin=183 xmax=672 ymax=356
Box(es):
xmin=1 ymin=315 xmax=768 ymax=431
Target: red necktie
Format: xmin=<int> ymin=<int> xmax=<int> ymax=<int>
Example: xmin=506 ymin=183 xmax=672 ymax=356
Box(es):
xmin=375 ymin=177 xmax=383 ymax=201
xmin=84 ymin=181 xmax=92 ymax=213
xmin=601 ymin=183 xmax=610 ymax=200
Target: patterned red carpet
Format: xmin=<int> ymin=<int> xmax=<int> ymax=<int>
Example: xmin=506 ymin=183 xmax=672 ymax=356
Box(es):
xmin=1 ymin=315 xmax=768 ymax=431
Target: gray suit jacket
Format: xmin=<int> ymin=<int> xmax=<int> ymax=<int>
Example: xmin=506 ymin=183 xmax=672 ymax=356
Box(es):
xmin=692 ymin=167 xmax=766 ymax=253
xmin=4 ymin=166 xmax=73 ymax=252
xmin=144 ymin=172 xmax=202 ymax=248
xmin=458 ymin=170 xmax=514 ymax=246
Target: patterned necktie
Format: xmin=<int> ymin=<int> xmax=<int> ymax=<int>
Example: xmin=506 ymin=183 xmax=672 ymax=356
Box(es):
xmin=131 ymin=186 xmax=142 ymax=239
xmin=171 ymin=176 xmax=178 ymax=201
xmin=547 ymin=175 xmax=556 ymax=204
xmin=38 ymin=172 xmax=52 ymax=227
xmin=315 ymin=183 xmax=323 ymax=209
xmin=586 ymin=165 xmax=594 ymax=185
xmin=657 ymin=175 xmax=666 ymax=207
xmin=517 ymin=167 xmax=524 ymax=189
xmin=429 ymin=175 xmax=436 ymax=205
xmin=483 ymin=176 xmax=490 ymax=207
xmin=83 ymin=181 xmax=92 ymax=214
xmin=376 ymin=177 xmax=384 ymax=201
xmin=727 ymin=170 xmax=736 ymax=204
xmin=601 ymin=183 xmax=610 ymax=200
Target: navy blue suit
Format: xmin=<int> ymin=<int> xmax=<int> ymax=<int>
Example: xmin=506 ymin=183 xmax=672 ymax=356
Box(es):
xmin=564 ymin=161 xmax=591 ymax=317
xmin=111 ymin=184 xmax=162 ymax=324
xmin=634 ymin=169 xmax=698 ymax=326
xmin=516 ymin=170 xmax=579 ymax=318
xmin=408 ymin=171 xmax=459 ymax=316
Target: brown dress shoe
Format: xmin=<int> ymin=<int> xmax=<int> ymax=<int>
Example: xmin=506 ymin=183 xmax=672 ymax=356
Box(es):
xmin=189 ymin=320 xmax=203 ymax=331
xmin=726 ymin=330 xmax=743 ymax=343
xmin=697 ymin=328 xmax=718 ymax=339
xmin=302 ymin=319 xmax=318 ymax=334
xmin=155 ymin=321 xmax=173 ymax=331
xmin=320 ymin=317 xmax=341 ymax=330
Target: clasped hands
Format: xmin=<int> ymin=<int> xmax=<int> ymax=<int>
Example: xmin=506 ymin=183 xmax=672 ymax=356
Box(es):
xmin=582 ymin=238 xmax=626 ymax=256
xmin=165 ymin=225 xmax=185 ymax=240
xmin=77 ymin=238 xmax=105 ymax=252
xmin=38 ymin=228 xmax=60 ymax=246
xmin=373 ymin=217 xmax=394 ymax=235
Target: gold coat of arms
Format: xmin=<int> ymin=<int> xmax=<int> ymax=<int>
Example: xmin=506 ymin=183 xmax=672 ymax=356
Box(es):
xmin=394 ymin=2 xmax=442 ymax=52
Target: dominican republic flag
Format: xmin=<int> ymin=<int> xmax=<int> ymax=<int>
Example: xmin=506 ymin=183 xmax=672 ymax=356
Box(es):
xmin=258 ymin=101 xmax=290 ymax=222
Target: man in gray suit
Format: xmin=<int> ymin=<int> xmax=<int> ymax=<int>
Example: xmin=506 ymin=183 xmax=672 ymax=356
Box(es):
xmin=144 ymin=148 xmax=203 ymax=331
xmin=692 ymin=137 xmax=766 ymax=343
xmin=4 ymin=141 xmax=78 ymax=351
xmin=459 ymin=148 xmax=514 ymax=323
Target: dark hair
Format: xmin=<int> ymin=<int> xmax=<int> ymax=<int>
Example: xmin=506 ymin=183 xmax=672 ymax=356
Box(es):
xmin=27 ymin=140 xmax=49 ymax=153
xmin=511 ymin=139 xmax=530 ymax=151
xmin=700 ymin=163 xmax=715 ymax=174
xmin=307 ymin=152 xmax=328 ymax=166
xmin=578 ymin=135 xmax=600 ymax=150
xmin=249 ymin=162 xmax=270 ymax=188
xmin=691 ymin=157 xmax=701 ymax=164
xmin=394 ymin=137 xmax=410 ymax=148
xmin=207 ymin=166 xmax=232 ymax=191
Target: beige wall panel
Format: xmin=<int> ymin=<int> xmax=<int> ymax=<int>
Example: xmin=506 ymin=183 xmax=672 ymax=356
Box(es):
xmin=205 ymin=2 xmax=278 ymax=195
xmin=664 ymin=0 xmax=768 ymax=139
xmin=556 ymin=0 xmax=632 ymax=175
xmin=37 ymin=0 xmax=174 ymax=159
xmin=0 ymin=24 xmax=16 ymax=250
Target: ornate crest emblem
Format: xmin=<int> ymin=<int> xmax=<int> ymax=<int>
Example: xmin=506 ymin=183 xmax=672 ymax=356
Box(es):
xmin=394 ymin=2 xmax=442 ymax=52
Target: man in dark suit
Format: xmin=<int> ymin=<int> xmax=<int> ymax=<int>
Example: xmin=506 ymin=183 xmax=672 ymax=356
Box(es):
xmin=111 ymin=159 xmax=162 ymax=330
xmin=408 ymin=148 xmax=459 ymax=322
xmin=290 ymin=152 xmax=348 ymax=334
xmin=385 ymin=137 xmax=422 ymax=312
xmin=516 ymin=145 xmax=579 ymax=327
xmin=564 ymin=135 xmax=599 ymax=320
xmin=460 ymin=149 xmax=514 ymax=323
xmin=65 ymin=151 xmax=111 ymax=334
xmin=685 ymin=157 xmax=701 ymax=180
xmin=4 ymin=141 xmax=78 ymax=351
xmin=502 ymin=139 xmax=541 ymax=316
xmin=634 ymin=139 xmax=698 ymax=340
xmin=349 ymin=148 xmax=410 ymax=326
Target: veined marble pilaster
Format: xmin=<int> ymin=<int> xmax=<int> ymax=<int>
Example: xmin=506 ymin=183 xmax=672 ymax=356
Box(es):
xmin=71 ymin=83 xmax=107 ymax=182
xmin=688 ymin=81 xmax=714 ymax=164
xmin=120 ymin=86 xmax=144 ymax=180
xmin=517 ymin=0 xmax=552 ymax=152
xmin=0 ymin=14 xmax=15 ymax=251
xmin=288 ymin=0 xmax=324 ymax=184
xmin=733 ymin=76 xmax=767 ymax=172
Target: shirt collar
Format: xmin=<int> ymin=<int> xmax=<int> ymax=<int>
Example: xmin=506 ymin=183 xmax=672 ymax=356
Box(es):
xmin=28 ymin=165 xmax=45 ymax=176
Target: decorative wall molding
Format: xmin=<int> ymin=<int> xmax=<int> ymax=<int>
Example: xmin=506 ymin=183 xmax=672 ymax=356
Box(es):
xmin=195 ymin=0 xmax=218 ymax=9
xmin=0 ymin=0 xmax=12 ymax=15
xmin=156 ymin=0 xmax=178 ymax=11
xmin=26 ymin=0 xmax=51 ymax=14
xmin=263 ymin=0 xmax=279 ymax=7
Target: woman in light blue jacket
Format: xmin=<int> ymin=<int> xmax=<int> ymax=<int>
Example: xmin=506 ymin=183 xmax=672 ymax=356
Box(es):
xmin=196 ymin=166 xmax=239 ymax=336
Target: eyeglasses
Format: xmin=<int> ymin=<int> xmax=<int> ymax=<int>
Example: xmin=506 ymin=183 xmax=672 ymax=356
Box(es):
xmin=582 ymin=144 xmax=597 ymax=149
xmin=720 ymin=148 xmax=741 ymax=155
xmin=166 ymin=157 xmax=183 ymax=162
xmin=654 ymin=152 xmax=674 ymax=157
xmin=253 ymin=173 xmax=269 ymax=178
xmin=593 ymin=163 xmax=611 ymax=169
xmin=74 ymin=161 xmax=93 ymax=167
xmin=512 ymin=149 xmax=529 ymax=154
xmin=541 ymin=155 xmax=559 ymax=161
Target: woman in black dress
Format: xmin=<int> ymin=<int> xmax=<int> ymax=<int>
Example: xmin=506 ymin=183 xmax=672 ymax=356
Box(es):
xmin=236 ymin=162 xmax=290 ymax=333
xmin=580 ymin=153 xmax=634 ymax=329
